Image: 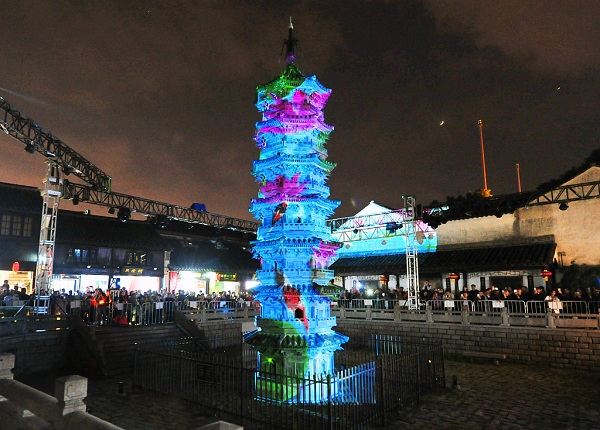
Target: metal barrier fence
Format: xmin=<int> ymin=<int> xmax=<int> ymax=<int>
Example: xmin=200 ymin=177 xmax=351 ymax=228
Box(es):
xmin=64 ymin=299 xmax=258 ymax=326
xmin=133 ymin=334 xmax=445 ymax=430
xmin=69 ymin=300 xmax=184 ymax=326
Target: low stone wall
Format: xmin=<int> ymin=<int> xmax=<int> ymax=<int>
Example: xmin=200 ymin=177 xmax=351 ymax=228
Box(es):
xmin=2 ymin=316 xmax=598 ymax=377
xmin=0 ymin=331 xmax=69 ymax=377
xmin=336 ymin=320 xmax=600 ymax=370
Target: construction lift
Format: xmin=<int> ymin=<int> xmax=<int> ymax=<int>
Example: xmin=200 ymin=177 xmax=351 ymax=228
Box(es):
xmin=0 ymin=95 xmax=258 ymax=307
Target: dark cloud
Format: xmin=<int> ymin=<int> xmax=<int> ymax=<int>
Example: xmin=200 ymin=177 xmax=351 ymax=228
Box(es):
xmin=0 ymin=0 xmax=598 ymax=220
xmin=427 ymin=0 xmax=600 ymax=74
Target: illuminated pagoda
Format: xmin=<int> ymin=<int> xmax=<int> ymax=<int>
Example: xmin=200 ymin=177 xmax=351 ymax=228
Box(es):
xmin=245 ymin=19 xmax=348 ymax=402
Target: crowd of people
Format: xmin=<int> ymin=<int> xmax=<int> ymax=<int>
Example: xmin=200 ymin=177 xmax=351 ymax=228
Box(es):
xmin=336 ymin=279 xmax=600 ymax=314
xmin=4 ymin=277 xmax=599 ymax=321
xmin=0 ymin=281 xmax=256 ymax=325
xmin=1 ymin=280 xmax=31 ymax=306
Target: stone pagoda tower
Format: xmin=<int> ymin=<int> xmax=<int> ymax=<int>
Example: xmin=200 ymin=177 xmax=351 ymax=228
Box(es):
xmin=245 ymin=20 xmax=347 ymax=400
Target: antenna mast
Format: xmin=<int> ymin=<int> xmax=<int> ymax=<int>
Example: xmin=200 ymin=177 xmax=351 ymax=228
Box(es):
xmin=478 ymin=119 xmax=491 ymax=197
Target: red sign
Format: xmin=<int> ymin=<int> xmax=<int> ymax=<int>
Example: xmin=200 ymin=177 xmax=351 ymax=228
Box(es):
xmin=12 ymin=261 xmax=20 ymax=272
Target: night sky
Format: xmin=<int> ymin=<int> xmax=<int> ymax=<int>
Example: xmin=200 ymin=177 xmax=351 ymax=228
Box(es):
xmin=1 ymin=1 xmax=598 ymax=221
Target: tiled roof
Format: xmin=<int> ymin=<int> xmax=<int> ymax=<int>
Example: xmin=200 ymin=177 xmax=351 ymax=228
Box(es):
xmin=56 ymin=210 xmax=170 ymax=250
xmin=331 ymin=242 xmax=556 ymax=276
xmin=169 ymin=242 xmax=259 ymax=273
xmin=0 ymin=182 xmax=42 ymax=213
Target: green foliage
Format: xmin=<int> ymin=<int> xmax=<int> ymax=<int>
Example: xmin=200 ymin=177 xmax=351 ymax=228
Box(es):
xmin=559 ymin=264 xmax=600 ymax=294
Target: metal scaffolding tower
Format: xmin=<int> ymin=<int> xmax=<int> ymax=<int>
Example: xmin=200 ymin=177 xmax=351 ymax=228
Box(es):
xmin=1 ymin=94 xmax=258 ymax=303
xmin=402 ymin=196 xmax=419 ymax=310
xmin=329 ymin=196 xmax=421 ymax=308
xmin=36 ymin=161 xmax=62 ymax=303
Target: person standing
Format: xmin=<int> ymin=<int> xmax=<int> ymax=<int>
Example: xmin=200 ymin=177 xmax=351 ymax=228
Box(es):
xmin=94 ymin=288 xmax=108 ymax=325
xmin=467 ymin=284 xmax=479 ymax=302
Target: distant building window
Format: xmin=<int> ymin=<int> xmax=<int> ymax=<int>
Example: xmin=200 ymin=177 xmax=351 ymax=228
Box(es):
xmin=1 ymin=215 xmax=9 ymax=235
xmin=0 ymin=214 xmax=34 ymax=237
xmin=126 ymin=251 xmax=150 ymax=266
xmin=23 ymin=217 xmax=33 ymax=237
xmin=11 ymin=216 xmax=22 ymax=236
xmin=67 ymin=248 xmax=98 ymax=265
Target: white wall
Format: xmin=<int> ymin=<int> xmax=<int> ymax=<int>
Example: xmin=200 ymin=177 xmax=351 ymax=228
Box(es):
xmin=435 ymin=167 xmax=600 ymax=265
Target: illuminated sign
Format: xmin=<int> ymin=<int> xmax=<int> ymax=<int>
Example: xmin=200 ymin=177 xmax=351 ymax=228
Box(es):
xmin=217 ymin=273 xmax=237 ymax=282
xmin=121 ymin=267 xmax=146 ymax=275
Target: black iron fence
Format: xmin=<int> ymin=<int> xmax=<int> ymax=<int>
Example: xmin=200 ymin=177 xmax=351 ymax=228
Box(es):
xmin=133 ymin=333 xmax=445 ymax=430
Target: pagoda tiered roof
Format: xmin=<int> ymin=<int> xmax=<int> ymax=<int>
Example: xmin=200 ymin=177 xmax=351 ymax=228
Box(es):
xmin=256 ymin=63 xmax=331 ymax=111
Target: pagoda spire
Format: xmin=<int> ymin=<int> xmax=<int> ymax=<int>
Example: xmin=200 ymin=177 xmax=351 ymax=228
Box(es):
xmin=284 ymin=17 xmax=297 ymax=63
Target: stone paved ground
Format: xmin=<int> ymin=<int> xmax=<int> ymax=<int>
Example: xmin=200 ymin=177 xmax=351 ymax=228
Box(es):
xmin=20 ymin=360 xmax=600 ymax=429
xmin=387 ymin=361 xmax=600 ymax=430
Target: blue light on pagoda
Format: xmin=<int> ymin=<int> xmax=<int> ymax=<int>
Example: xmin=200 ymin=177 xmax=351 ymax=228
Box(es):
xmin=244 ymin=19 xmax=349 ymax=403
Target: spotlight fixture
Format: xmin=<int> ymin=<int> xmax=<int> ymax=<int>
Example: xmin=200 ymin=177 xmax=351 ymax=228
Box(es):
xmin=24 ymin=143 xmax=36 ymax=154
xmin=559 ymin=202 xmax=569 ymax=211
xmin=62 ymin=165 xmax=74 ymax=176
xmin=108 ymin=207 xmax=115 ymax=215
xmin=116 ymin=207 xmax=131 ymax=222
xmin=153 ymin=215 xmax=169 ymax=229
xmin=72 ymin=194 xmax=79 ymax=205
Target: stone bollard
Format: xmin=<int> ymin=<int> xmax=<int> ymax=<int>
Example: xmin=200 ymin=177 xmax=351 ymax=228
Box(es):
xmin=199 ymin=421 xmax=243 ymax=430
xmin=55 ymin=375 xmax=88 ymax=420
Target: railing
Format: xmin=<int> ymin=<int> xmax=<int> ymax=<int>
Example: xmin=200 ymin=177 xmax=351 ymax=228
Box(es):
xmin=2 ymin=297 xmax=598 ymax=332
xmin=0 ymin=353 xmax=123 ymax=430
xmin=133 ymin=335 xmax=445 ymax=429
xmin=332 ymin=299 xmax=600 ymax=329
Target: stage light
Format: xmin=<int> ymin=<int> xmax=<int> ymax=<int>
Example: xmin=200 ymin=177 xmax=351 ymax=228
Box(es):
xmin=72 ymin=194 xmax=79 ymax=205
xmin=559 ymin=202 xmax=569 ymax=211
xmin=108 ymin=207 xmax=115 ymax=214
xmin=117 ymin=207 xmax=131 ymax=222
xmin=24 ymin=143 xmax=36 ymax=153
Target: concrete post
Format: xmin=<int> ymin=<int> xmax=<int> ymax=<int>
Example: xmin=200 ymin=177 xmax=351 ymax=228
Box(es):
xmin=501 ymin=307 xmax=509 ymax=327
xmin=0 ymin=354 xmax=15 ymax=380
xmin=546 ymin=308 xmax=556 ymax=329
xmin=426 ymin=307 xmax=434 ymax=324
xmin=461 ymin=307 xmax=470 ymax=325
